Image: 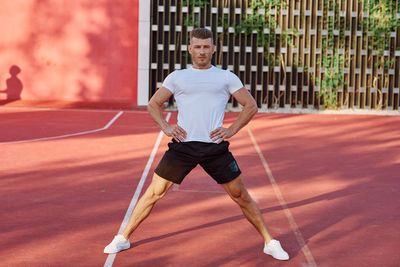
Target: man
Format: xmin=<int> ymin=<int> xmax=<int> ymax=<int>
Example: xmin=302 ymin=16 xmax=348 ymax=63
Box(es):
xmin=104 ymin=28 xmax=289 ymax=261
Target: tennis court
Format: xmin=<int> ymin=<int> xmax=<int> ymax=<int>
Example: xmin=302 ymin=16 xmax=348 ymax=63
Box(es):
xmin=1 ymin=106 xmax=399 ymax=266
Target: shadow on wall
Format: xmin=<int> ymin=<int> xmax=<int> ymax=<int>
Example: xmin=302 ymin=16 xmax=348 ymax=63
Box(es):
xmin=0 ymin=65 xmax=23 ymax=105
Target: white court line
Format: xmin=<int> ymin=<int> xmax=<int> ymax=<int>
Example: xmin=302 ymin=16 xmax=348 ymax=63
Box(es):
xmin=248 ymin=129 xmax=317 ymax=267
xmin=104 ymin=112 xmax=171 ymax=267
xmin=0 ymin=111 xmax=124 ymax=144
xmin=0 ymin=106 xmax=149 ymax=113
xmin=172 ymin=184 xmax=225 ymax=194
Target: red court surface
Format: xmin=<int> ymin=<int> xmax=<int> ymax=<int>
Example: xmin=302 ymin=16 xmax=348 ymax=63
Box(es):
xmin=1 ymin=107 xmax=399 ymax=267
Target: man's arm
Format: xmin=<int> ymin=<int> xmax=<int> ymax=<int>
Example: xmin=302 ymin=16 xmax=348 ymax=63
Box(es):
xmin=210 ymin=87 xmax=257 ymax=143
xmin=147 ymin=87 xmax=187 ymax=142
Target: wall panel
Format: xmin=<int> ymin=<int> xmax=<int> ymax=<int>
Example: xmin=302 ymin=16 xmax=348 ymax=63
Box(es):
xmin=150 ymin=0 xmax=400 ymax=111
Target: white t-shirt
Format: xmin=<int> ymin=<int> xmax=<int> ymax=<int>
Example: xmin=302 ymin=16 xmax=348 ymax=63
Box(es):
xmin=162 ymin=66 xmax=243 ymax=143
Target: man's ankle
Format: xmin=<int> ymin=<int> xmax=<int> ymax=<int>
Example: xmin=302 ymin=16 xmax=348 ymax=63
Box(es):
xmin=121 ymin=233 xmax=130 ymax=240
xmin=264 ymin=235 xmax=273 ymax=244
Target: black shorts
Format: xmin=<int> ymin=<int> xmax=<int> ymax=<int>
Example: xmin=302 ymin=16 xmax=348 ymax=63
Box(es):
xmin=154 ymin=140 xmax=242 ymax=184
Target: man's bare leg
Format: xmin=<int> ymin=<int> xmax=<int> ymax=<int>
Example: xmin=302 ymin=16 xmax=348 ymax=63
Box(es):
xmin=121 ymin=173 xmax=174 ymax=239
xmin=221 ymin=175 xmax=289 ymax=260
xmin=104 ymin=173 xmax=173 ymax=253
xmin=221 ymin=175 xmax=272 ymax=243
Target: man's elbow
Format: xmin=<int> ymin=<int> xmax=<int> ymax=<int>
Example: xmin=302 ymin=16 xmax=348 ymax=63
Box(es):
xmin=147 ymin=98 xmax=164 ymax=113
xmin=147 ymin=99 xmax=157 ymax=113
xmin=250 ymin=102 xmax=258 ymax=116
xmin=242 ymin=99 xmax=258 ymax=116
xmin=146 ymin=101 xmax=152 ymax=113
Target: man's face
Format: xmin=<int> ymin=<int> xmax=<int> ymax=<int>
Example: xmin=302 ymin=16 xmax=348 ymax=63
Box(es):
xmin=188 ymin=37 xmax=215 ymax=69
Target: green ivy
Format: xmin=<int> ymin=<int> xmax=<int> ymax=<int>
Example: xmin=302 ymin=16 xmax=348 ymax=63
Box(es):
xmin=182 ymin=0 xmax=210 ymax=27
xmin=182 ymin=0 xmax=209 ymax=8
xmin=360 ymin=0 xmax=400 ymax=108
xmin=231 ymin=0 xmax=298 ymax=107
xmin=316 ymin=0 xmax=347 ymax=109
xmin=233 ymin=0 xmax=298 ymax=63
xmin=362 ymin=0 xmax=399 ymax=69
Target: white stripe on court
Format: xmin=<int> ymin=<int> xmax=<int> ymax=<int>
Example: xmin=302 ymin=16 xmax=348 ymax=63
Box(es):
xmin=104 ymin=112 xmax=171 ymax=267
xmin=0 ymin=111 xmax=124 ymax=144
xmin=0 ymin=106 xmax=149 ymax=113
xmin=248 ymin=129 xmax=317 ymax=267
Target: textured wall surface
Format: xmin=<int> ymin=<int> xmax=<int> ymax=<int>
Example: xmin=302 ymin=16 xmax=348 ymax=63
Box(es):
xmin=0 ymin=0 xmax=139 ymax=105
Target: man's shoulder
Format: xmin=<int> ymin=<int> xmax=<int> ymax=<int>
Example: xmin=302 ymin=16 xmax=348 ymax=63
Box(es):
xmin=169 ymin=68 xmax=188 ymax=77
xmin=213 ymin=67 xmax=238 ymax=79
xmin=165 ymin=69 xmax=185 ymax=81
xmin=170 ymin=69 xmax=185 ymax=74
xmin=211 ymin=66 xmax=226 ymax=72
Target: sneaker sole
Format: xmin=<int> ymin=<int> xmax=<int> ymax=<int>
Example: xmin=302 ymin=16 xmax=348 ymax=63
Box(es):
xmin=264 ymin=250 xmax=289 ymax=260
xmin=104 ymin=243 xmax=130 ymax=254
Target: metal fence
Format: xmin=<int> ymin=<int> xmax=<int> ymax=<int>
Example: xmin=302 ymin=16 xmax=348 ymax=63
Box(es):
xmin=149 ymin=0 xmax=400 ymax=110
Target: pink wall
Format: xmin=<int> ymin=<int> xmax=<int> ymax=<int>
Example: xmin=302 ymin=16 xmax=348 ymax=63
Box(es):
xmin=0 ymin=0 xmax=139 ymax=105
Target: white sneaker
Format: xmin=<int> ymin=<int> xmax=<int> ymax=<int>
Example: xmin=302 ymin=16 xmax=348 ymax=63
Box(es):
xmin=104 ymin=234 xmax=130 ymax=254
xmin=263 ymin=239 xmax=289 ymax=260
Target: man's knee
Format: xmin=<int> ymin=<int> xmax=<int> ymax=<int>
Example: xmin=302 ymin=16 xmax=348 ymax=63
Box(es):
xmin=146 ymin=173 xmax=174 ymax=201
xmin=223 ymin=177 xmax=253 ymax=205
xmin=232 ymin=189 xmax=252 ymax=206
